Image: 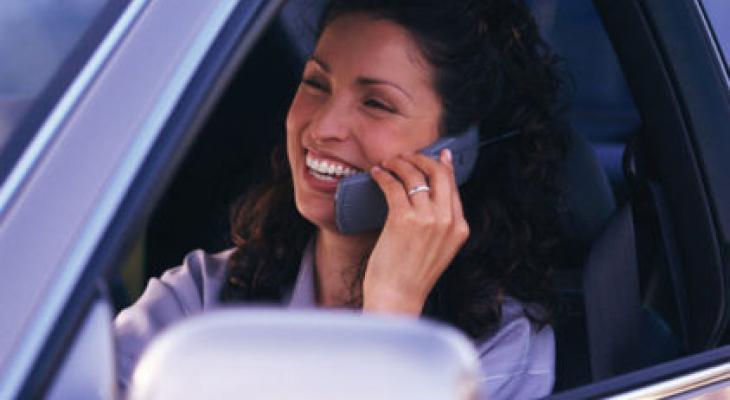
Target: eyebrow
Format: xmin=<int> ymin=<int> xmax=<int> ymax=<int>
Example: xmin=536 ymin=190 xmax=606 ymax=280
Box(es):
xmin=307 ymin=55 xmax=414 ymax=100
xmin=309 ymin=55 xmax=330 ymax=72
xmin=356 ymin=77 xmax=413 ymax=100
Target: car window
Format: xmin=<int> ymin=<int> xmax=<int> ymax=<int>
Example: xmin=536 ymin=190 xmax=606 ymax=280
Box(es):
xmin=0 ymin=0 xmax=119 ymax=187
xmin=700 ymin=0 xmax=730 ymax=85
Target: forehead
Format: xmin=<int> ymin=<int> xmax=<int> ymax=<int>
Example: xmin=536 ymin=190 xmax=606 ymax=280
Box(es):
xmin=314 ymin=14 xmax=433 ymax=84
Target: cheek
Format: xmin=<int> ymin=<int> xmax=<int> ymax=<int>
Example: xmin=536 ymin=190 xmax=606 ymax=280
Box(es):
xmin=287 ymin=89 xmax=323 ymax=127
xmin=286 ymin=91 xmax=305 ymax=138
xmin=357 ymin=126 xmax=435 ymax=166
xmin=285 ymin=92 xmax=310 ymax=155
xmin=360 ymin=140 xmax=397 ymax=166
xmin=286 ymin=91 xmax=323 ymax=152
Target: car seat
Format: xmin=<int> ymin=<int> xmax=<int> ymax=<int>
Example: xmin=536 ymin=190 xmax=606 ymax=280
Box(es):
xmin=536 ymin=0 xmax=683 ymax=388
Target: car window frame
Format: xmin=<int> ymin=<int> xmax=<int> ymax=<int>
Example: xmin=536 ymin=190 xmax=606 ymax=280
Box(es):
xmin=0 ymin=1 xmax=128 ymax=201
xmin=550 ymin=344 xmax=730 ymax=399
xmin=15 ymin=1 xmax=287 ymax=397
xmin=697 ymin=0 xmax=730 ymax=88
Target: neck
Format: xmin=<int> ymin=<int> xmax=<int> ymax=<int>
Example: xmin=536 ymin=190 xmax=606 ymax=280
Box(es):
xmin=314 ymin=227 xmax=378 ymax=307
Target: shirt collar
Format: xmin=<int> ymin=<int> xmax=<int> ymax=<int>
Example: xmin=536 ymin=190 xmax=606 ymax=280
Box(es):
xmin=286 ymin=238 xmax=318 ymax=309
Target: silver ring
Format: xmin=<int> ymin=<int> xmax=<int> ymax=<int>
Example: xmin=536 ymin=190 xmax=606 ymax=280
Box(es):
xmin=407 ymin=184 xmax=431 ymax=196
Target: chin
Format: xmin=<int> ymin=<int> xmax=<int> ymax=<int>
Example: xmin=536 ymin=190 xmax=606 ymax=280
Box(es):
xmin=294 ymin=193 xmax=338 ymax=232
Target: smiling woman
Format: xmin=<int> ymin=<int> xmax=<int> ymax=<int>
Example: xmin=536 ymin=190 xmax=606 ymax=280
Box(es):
xmin=115 ymin=1 xmax=569 ymax=398
xmin=286 ymin=15 xmax=442 ymax=239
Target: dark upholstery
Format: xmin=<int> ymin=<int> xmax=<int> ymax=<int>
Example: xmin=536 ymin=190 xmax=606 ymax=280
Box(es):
xmin=558 ymin=128 xmax=616 ymax=247
xmin=529 ymin=0 xmax=641 ymax=200
xmin=528 ymin=0 xmax=644 ymax=390
xmin=552 ymin=127 xmax=616 ymax=390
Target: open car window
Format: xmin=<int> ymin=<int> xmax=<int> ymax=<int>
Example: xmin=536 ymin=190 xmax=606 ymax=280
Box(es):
xmin=118 ymin=0 xmax=730 ymax=398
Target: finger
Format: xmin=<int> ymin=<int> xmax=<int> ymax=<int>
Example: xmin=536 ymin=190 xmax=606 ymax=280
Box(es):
xmin=369 ymin=166 xmax=411 ymax=215
xmin=443 ymin=150 xmax=469 ymax=245
xmin=438 ymin=149 xmax=463 ymax=217
xmin=450 ymin=189 xmax=470 ymax=247
xmin=409 ymin=150 xmax=468 ymax=245
xmin=381 ymin=156 xmax=431 ymax=208
xmin=451 ymin=185 xmax=466 ymax=221
xmin=440 ymin=149 xmax=459 ymax=194
xmin=405 ymin=151 xmax=454 ymax=211
xmin=437 ymin=149 xmax=468 ymax=230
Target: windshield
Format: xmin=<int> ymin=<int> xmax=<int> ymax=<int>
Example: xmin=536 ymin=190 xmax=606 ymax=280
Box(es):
xmin=0 ymin=0 xmax=122 ymax=187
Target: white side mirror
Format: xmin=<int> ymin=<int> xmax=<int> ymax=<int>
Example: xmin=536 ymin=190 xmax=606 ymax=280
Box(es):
xmin=128 ymin=308 xmax=479 ymax=400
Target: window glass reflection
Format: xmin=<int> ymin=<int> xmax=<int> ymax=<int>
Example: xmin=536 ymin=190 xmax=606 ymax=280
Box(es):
xmin=0 ymin=0 xmax=109 ymax=181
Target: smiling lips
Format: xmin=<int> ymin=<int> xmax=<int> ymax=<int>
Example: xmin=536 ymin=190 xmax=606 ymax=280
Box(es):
xmin=305 ymin=152 xmax=361 ymax=182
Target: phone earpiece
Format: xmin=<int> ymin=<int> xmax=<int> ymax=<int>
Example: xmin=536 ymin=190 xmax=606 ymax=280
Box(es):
xmin=335 ymin=125 xmax=521 ymax=234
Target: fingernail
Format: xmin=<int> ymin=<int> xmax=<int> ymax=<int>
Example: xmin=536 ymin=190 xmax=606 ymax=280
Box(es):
xmin=443 ymin=149 xmax=453 ymax=163
xmin=371 ymin=166 xmax=381 ymax=174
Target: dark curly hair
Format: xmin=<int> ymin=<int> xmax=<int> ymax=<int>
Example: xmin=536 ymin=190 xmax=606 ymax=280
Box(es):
xmin=220 ymin=0 xmax=569 ymax=340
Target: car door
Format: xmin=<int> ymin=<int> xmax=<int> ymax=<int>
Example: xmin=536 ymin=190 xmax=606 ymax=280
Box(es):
xmin=0 ymin=0 xmax=285 ymax=397
xmin=3 ymin=0 xmax=729 ymax=398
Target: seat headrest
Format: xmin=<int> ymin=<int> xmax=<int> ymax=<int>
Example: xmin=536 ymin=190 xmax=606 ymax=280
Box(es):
xmin=557 ymin=127 xmax=617 ymax=247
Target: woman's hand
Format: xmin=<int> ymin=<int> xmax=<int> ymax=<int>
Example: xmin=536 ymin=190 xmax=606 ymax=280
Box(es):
xmin=362 ymin=149 xmax=470 ymax=316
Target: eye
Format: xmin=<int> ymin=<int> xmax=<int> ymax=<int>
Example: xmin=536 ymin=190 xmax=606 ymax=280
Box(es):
xmin=364 ymin=98 xmax=395 ymax=113
xmin=302 ymin=78 xmax=329 ymax=92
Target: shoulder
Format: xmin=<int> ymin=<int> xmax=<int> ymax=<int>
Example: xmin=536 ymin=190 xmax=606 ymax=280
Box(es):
xmin=115 ymin=247 xmax=234 ymax=329
xmin=474 ymin=297 xmax=555 ymax=400
xmin=156 ymin=247 xmax=235 ymax=311
xmin=114 ymin=248 xmax=234 ymax=390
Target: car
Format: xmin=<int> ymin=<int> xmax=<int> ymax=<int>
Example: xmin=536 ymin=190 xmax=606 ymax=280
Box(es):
xmin=0 ymin=0 xmax=729 ymax=398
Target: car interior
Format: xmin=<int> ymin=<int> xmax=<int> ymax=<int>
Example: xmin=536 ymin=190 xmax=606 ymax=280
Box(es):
xmin=109 ymin=0 xmax=728 ymax=395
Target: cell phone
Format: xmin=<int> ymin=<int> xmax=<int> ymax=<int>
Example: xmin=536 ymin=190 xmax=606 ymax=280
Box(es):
xmin=334 ymin=126 xmax=521 ymax=234
xmin=333 ymin=126 xmax=522 ymax=234
xmin=334 ymin=126 xmax=481 ymax=234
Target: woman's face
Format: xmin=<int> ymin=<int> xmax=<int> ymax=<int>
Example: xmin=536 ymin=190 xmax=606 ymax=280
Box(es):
xmin=286 ymin=14 xmax=443 ymax=232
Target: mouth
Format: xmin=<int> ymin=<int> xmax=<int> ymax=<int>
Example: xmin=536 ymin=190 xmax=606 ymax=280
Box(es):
xmin=305 ymin=151 xmax=362 ymax=183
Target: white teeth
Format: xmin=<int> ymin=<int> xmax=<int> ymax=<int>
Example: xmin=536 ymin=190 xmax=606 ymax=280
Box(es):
xmin=311 ymin=170 xmax=335 ymax=181
xmin=305 ymin=153 xmax=360 ymax=178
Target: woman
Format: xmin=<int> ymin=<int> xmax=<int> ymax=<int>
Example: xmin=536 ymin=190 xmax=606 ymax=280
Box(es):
xmin=115 ymin=0 xmax=568 ymax=398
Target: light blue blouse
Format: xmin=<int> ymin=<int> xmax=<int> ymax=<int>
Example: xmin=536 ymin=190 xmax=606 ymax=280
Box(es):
xmin=114 ymin=241 xmax=555 ymax=399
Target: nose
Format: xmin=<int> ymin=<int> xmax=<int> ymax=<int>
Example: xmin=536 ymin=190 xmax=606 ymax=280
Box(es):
xmin=309 ymin=98 xmax=352 ymax=144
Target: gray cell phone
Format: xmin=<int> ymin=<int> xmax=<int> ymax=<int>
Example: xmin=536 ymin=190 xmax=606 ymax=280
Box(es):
xmin=334 ymin=125 xmax=482 ymax=235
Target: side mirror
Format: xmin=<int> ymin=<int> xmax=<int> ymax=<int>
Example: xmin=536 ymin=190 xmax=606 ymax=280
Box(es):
xmin=128 ymin=309 xmax=479 ymax=400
